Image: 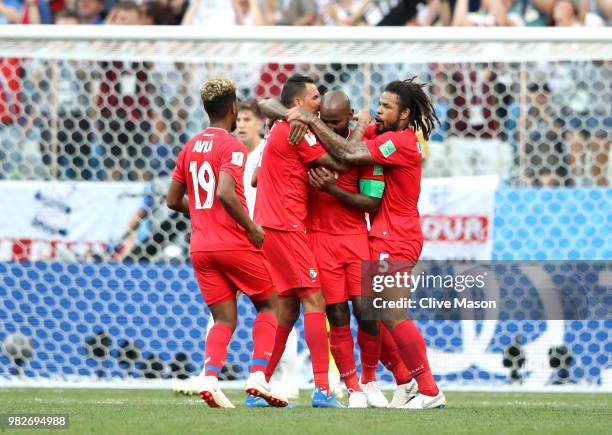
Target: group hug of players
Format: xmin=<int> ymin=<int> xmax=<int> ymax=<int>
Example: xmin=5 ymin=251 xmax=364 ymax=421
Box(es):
xmin=166 ymin=73 xmax=446 ymax=409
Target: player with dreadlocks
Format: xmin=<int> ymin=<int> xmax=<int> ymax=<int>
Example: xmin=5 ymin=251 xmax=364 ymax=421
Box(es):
xmin=286 ymin=77 xmax=446 ymax=409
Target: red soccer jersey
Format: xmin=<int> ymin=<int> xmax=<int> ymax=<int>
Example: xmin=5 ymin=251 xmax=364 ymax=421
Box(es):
xmin=307 ymin=165 xmax=385 ymax=235
xmin=254 ymin=119 xmax=326 ymax=231
xmin=172 ymin=127 xmax=253 ymax=252
xmin=364 ymin=124 xmax=424 ymax=243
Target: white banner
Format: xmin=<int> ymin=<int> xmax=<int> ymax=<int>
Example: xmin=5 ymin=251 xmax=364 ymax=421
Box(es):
xmin=419 ymin=176 xmax=498 ymax=261
xmin=0 ymin=181 xmax=147 ymax=261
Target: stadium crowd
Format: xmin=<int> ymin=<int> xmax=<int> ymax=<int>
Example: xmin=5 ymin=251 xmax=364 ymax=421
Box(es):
xmin=0 ymin=0 xmax=609 ymax=27
xmin=0 ymin=1 xmax=609 ymax=190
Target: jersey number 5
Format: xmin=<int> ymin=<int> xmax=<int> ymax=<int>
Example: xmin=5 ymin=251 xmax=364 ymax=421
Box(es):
xmin=189 ymin=161 xmax=215 ymax=209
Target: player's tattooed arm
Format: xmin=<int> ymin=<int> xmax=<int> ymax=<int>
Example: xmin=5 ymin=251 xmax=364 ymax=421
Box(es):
xmin=166 ymin=179 xmax=190 ymax=217
xmin=313 ymin=153 xmax=351 ymax=174
xmin=217 ymin=171 xmax=265 ymax=248
xmin=287 ymin=108 xmax=375 ymax=165
xmin=258 ymin=98 xmax=288 ymax=120
xmin=309 ymin=167 xmax=381 ymax=213
xmin=260 ymin=99 xmax=309 ymax=144
xmin=349 ymin=110 xmax=371 ymax=143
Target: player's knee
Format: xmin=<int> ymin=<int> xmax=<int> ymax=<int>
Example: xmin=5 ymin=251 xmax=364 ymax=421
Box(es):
xmin=252 ymin=293 xmax=279 ymax=316
xmin=301 ymin=290 xmax=326 ymax=313
xmin=326 ymin=302 xmax=350 ymax=327
xmin=358 ymin=318 xmax=379 ymax=336
xmin=278 ymin=299 xmax=300 ymax=328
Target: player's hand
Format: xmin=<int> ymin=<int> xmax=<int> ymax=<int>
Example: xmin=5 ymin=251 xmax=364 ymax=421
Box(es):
xmin=247 ymin=224 xmax=265 ymax=249
xmin=288 ymin=120 xmax=308 ymax=145
xmin=308 ymin=167 xmax=337 ymax=192
xmin=353 ymin=110 xmax=372 ymax=125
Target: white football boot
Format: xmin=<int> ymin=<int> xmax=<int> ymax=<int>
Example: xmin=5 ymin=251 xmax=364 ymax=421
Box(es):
xmin=362 ymin=381 xmax=389 ymax=408
xmin=347 ymin=391 xmax=368 ymax=408
xmin=199 ymin=376 xmax=235 ymax=408
xmin=387 ymin=379 xmax=418 ymax=408
xmin=400 ymin=390 xmax=446 ymax=409
xmin=245 ymin=371 xmax=289 ymax=407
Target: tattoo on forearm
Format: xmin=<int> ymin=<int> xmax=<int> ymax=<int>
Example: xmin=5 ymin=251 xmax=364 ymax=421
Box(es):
xmin=349 ymin=120 xmax=368 ymax=143
xmin=259 ymin=100 xmax=288 ymax=120
xmin=308 ymin=115 xmax=354 ymax=160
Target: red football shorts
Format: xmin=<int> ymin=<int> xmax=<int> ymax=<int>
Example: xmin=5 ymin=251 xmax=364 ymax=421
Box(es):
xmin=309 ymin=232 xmax=370 ymax=305
xmin=191 ymin=250 xmax=275 ymax=306
xmin=262 ymin=228 xmax=320 ymax=298
xmin=369 ymin=236 xmax=423 ymax=262
xmin=366 ymin=237 xmax=423 ymax=300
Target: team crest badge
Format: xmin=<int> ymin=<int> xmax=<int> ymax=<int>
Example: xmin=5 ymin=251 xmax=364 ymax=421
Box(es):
xmin=309 ymin=268 xmax=318 ymax=280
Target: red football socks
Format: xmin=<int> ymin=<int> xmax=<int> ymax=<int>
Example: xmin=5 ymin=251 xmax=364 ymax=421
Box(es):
xmin=380 ymin=322 xmax=412 ymax=385
xmin=357 ymin=327 xmax=380 ymax=384
xmin=330 ymin=325 xmax=362 ymax=393
xmin=204 ymin=323 xmax=233 ymax=378
xmin=251 ymin=312 xmax=278 ymax=374
xmin=264 ymin=324 xmax=292 ymax=382
xmin=390 ymin=319 xmax=439 ymax=396
xmin=304 ymin=312 xmax=330 ymax=392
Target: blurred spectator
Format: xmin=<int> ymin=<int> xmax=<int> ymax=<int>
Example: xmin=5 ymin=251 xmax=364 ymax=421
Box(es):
xmin=0 ymin=0 xmax=52 ymax=24
xmin=524 ymin=82 xmax=567 ymax=187
xmin=54 ymin=8 xmax=79 ymax=23
xmin=235 ymin=0 xmax=267 ymax=24
xmin=505 ymin=0 xmax=550 ymax=26
xmin=235 ymin=98 xmax=265 ymax=215
xmin=359 ymin=0 xmax=428 ymax=25
xmin=553 ymin=0 xmax=604 ymax=26
xmin=319 ymin=0 xmax=370 ymax=25
xmin=269 ymin=0 xmax=318 ymax=25
xmin=95 ymin=1 xmax=153 ymax=180
xmin=76 ymin=0 xmax=105 ymax=24
xmin=453 ymin=0 xmax=524 ymax=25
xmin=141 ymin=1 xmax=171 ymax=24
xmin=143 ymin=0 xmax=187 ymax=24
xmin=598 ymin=0 xmax=611 ymax=22
xmin=182 ymin=0 xmax=236 ymax=25
xmin=0 ymin=58 xmax=23 ymax=179
xmin=105 ymin=0 xmax=142 ymax=23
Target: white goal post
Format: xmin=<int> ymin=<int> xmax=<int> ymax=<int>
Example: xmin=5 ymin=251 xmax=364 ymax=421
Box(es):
xmin=0 ymin=26 xmax=610 ymax=393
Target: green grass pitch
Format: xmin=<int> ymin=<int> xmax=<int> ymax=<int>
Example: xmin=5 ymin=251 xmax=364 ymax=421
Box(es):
xmin=1 ymin=389 xmax=610 ymax=434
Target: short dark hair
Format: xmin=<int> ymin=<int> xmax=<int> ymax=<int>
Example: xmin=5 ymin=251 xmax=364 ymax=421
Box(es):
xmin=280 ymin=74 xmax=315 ymax=108
xmin=200 ymin=77 xmax=237 ymax=120
xmin=238 ymin=98 xmax=262 ymax=118
xmin=384 ymin=77 xmax=440 ymax=141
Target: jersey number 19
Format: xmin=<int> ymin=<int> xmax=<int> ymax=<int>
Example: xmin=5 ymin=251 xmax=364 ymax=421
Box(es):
xmin=189 ymin=160 xmax=215 ymax=209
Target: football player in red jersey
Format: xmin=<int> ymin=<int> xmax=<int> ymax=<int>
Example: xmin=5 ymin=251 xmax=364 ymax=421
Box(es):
xmin=254 ymin=74 xmax=347 ymax=407
xmin=286 ymin=77 xmax=446 ymax=409
xmin=166 ymin=77 xmax=286 ymax=409
xmin=307 ymin=91 xmax=420 ymax=409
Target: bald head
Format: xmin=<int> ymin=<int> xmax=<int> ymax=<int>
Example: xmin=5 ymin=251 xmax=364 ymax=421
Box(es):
xmin=320 ymin=91 xmax=353 ymax=138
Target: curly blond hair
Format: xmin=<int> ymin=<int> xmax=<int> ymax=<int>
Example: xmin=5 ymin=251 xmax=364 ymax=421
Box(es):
xmin=200 ymin=77 xmax=237 ymax=103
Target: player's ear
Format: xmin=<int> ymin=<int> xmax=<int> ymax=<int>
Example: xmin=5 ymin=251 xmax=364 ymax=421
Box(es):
xmin=399 ymin=108 xmax=410 ymax=122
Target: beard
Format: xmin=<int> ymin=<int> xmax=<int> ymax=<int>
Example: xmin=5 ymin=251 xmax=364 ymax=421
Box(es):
xmin=375 ymin=115 xmax=401 ymax=135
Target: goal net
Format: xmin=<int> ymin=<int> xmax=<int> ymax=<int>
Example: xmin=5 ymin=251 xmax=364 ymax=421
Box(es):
xmin=0 ymin=26 xmax=610 ymax=391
